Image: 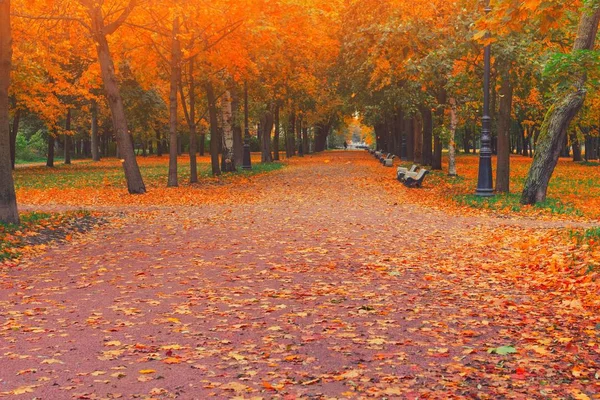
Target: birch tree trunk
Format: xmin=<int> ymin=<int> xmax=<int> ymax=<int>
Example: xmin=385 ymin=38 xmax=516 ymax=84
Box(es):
xmin=0 ymin=0 xmax=19 ymax=224
xmin=167 ymin=17 xmax=181 ymax=187
xmin=448 ymin=98 xmax=458 ymax=176
xmin=261 ymin=106 xmax=273 ymax=163
xmin=206 ymin=82 xmax=221 ymax=175
xmin=432 ymin=89 xmax=447 ymax=170
xmin=521 ymin=7 xmax=600 ymax=204
xmin=221 ymin=90 xmax=236 ymax=172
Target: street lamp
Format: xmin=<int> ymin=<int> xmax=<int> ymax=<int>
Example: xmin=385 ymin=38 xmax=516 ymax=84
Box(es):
xmin=475 ymin=0 xmax=494 ymax=197
xmin=242 ymin=81 xmax=252 ymax=170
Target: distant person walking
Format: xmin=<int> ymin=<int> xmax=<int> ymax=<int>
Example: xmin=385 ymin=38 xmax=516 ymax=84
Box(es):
xmin=343 ymin=141 xmax=348 ymax=150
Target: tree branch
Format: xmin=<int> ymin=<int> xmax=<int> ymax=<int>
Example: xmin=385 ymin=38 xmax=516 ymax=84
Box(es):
xmin=12 ymin=12 xmax=91 ymax=32
xmin=103 ymin=0 xmax=136 ymax=35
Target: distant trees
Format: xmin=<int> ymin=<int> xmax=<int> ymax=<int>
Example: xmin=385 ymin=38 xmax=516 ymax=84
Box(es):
xmin=3 ymin=0 xmax=599 ymax=221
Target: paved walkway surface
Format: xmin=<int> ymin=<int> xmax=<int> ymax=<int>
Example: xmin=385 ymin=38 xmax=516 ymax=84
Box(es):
xmin=1 ymin=152 xmax=598 ymax=399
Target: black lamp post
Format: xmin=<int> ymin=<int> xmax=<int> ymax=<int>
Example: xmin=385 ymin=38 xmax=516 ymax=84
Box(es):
xmin=475 ymin=0 xmax=494 ymax=197
xmin=242 ymin=81 xmax=252 ymax=170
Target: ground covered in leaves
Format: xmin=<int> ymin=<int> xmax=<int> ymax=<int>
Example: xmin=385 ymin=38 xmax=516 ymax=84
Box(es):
xmin=397 ymin=154 xmax=600 ymax=220
xmin=0 ymin=211 xmax=103 ymax=263
xmin=1 ymin=151 xmax=599 ymax=399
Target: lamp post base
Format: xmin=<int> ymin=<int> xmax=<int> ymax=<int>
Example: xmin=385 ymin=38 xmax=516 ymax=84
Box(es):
xmin=475 ymin=152 xmax=494 ymax=197
xmin=242 ymin=144 xmax=252 ymax=170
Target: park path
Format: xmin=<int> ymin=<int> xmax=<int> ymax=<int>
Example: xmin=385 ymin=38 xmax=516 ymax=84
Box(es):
xmin=1 ymin=152 xmax=598 ymax=399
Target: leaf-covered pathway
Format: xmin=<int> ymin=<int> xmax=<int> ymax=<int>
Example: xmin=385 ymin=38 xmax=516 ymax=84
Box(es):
xmin=1 ymin=152 xmax=599 ymax=399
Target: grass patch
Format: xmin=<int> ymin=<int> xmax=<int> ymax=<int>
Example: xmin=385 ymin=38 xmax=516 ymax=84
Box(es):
xmin=454 ymin=193 xmax=583 ymax=216
xmin=16 ymin=157 xmax=63 ymax=165
xmin=577 ymin=161 xmax=600 ymax=167
xmin=14 ymin=157 xmax=286 ymax=190
xmin=570 ymin=227 xmax=600 ymax=245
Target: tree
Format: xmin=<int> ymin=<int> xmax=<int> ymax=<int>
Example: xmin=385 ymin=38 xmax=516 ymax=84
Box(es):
xmin=521 ymin=6 xmax=600 ymax=204
xmin=495 ymin=58 xmax=513 ymax=193
xmin=221 ymin=89 xmax=236 ymax=171
xmin=167 ymin=16 xmax=181 ymax=187
xmin=0 ymin=0 xmax=19 ymax=224
xmin=80 ymin=0 xmax=146 ymax=193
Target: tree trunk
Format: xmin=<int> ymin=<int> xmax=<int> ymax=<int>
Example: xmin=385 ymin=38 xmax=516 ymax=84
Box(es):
xmin=491 ymin=68 xmax=498 ymax=156
xmin=231 ymin=88 xmax=243 ymax=167
xmin=167 ymin=17 xmax=181 ymax=187
xmin=314 ymin=123 xmax=329 ymax=152
xmin=571 ymin=131 xmax=582 ymax=162
xmin=495 ymin=62 xmax=513 ymax=193
xmin=188 ymin=59 xmax=198 ymax=183
xmin=0 ymin=0 xmax=18 ymax=224
xmin=10 ymin=108 xmax=19 ymax=169
xmin=221 ymin=89 xmax=236 ymax=172
xmin=464 ymin=126 xmax=472 ymax=154
xmin=199 ymin=132 xmax=205 ymax=156
xmin=155 ymin=127 xmax=163 ymax=156
xmin=519 ymin=124 xmax=527 ymax=156
xmin=64 ymin=108 xmax=72 ymax=165
xmin=393 ymin=111 xmax=403 ymax=158
xmin=273 ymin=105 xmax=280 ymax=160
xmin=448 ymin=98 xmax=458 ymax=176
xmin=521 ymin=8 xmax=600 ymax=204
xmin=206 ymin=81 xmax=221 ymax=176
xmin=297 ymin=117 xmax=303 ymax=156
xmin=413 ymin=115 xmax=423 ymax=164
xmin=47 ymin=133 xmax=55 ymax=167
xmin=302 ymin=126 xmax=309 ymax=155
xmin=421 ymin=106 xmax=433 ymax=166
xmin=287 ymin=112 xmax=296 ymax=157
xmin=87 ymin=1 xmax=145 ymax=194
xmin=261 ymin=106 xmax=273 ymax=163
xmin=405 ymin=117 xmax=414 ymax=161
xmin=433 ymin=90 xmax=447 ymax=170
xmin=91 ymin=99 xmax=100 ymax=161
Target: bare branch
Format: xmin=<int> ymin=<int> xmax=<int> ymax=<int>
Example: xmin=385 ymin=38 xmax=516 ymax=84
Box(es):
xmin=124 ymin=21 xmax=170 ymax=36
xmin=205 ymin=20 xmax=244 ymax=50
xmin=179 ymin=83 xmax=192 ymax=126
xmin=12 ymin=12 xmax=91 ymax=31
xmin=103 ymin=0 xmax=136 ymax=35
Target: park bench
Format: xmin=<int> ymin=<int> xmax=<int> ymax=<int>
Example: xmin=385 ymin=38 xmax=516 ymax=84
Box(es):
xmin=383 ymin=155 xmax=396 ymax=167
xmin=403 ymin=169 xmax=429 ymax=188
xmin=397 ymin=164 xmax=418 ymax=181
xmin=379 ymin=153 xmax=392 ymax=163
